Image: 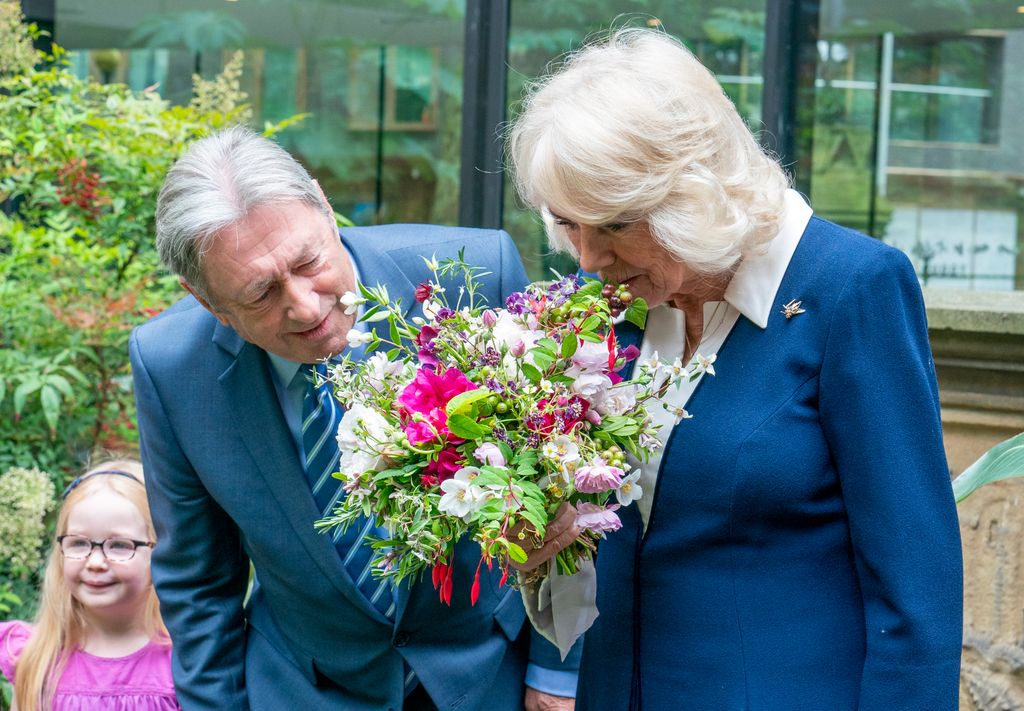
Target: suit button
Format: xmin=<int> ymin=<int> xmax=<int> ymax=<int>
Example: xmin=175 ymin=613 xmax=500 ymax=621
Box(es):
xmin=394 ymin=631 xmax=410 ymax=647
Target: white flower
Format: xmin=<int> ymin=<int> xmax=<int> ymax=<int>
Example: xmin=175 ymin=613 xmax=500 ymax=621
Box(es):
xmin=339 ymin=291 xmax=365 ymax=315
xmin=570 ymin=371 xmax=613 ymax=400
xmin=335 ymin=403 xmax=395 ymax=477
xmin=640 ymin=350 xmax=662 ymax=374
xmin=422 ymin=299 xmax=440 ymax=320
xmin=594 ymin=384 xmax=638 ymax=417
xmin=694 ymin=352 xmax=717 ymax=376
xmin=668 ymin=357 xmax=686 ymax=378
xmin=437 ymin=467 xmax=487 ymax=521
xmin=491 ymin=311 xmax=543 ymax=354
xmin=615 ymin=471 xmax=644 ymax=506
xmin=539 ymin=379 xmax=554 ymax=394
xmin=667 ymin=404 xmax=692 ymax=424
xmin=346 ymin=328 xmax=374 ymax=346
xmin=541 ymin=435 xmax=580 ymax=465
xmin=364 ymin=351 xmax=408 ymax=391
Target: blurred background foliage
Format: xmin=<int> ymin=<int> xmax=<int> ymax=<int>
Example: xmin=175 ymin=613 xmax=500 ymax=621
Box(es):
xmin=0 ymin=1 xmax=301 ymax=638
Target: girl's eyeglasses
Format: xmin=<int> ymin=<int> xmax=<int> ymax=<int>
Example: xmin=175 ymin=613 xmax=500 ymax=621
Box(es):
xmin=57 ymin=535 xmax=155 ymax=562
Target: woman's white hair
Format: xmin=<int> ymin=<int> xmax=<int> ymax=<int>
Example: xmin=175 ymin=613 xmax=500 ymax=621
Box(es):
xmin=508 ymin=27 xmax=790 ymax=275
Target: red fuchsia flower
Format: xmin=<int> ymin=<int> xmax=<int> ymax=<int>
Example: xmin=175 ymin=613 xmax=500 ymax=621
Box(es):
xmin=575 ymin=502 xmax=622 ymax=533
xmin=399 ymin=367 xmax=478 ymax=445
xmin=415 ymin=281 xmax=434 ymax=303
xmin=420 ymin=447 xmax=463 ymax=487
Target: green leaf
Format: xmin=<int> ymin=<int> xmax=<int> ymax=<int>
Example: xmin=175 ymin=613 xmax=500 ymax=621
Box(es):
xmin=520 ymin=362 xmax=542 ymax=383
xmin=447 ymin=413 xmax=490 ymax=440
xmin=579 ymin=314 xmax=602 ymax=332
xmin=506 ymin=542 xmax=528 ymax=564
xmin=952 ymin=432 xmax=1024 ymax=503
xmin=389 ymin=315 xmax=400 ymax=346
xmin=537 ymin=338 xmax=559 ymax=355
xmin=446 ymin=388 xmax=491 ymax=417
xmin=575 ymin=280 xmax=603 ymax=298
xmin=13 ymin=380 xmax=41 ymax=415
xmin=560 ymin=335 xmax=578 ymax=359
xmin=40 ymin=384 xmax=61 ymax=430
xmin=624 ymin=298 xmax=649 ymax=329
xmin=531 ymin=351 xmax=554 ymax=372
xmin=46 ymin=374 xmax=74 ymax=398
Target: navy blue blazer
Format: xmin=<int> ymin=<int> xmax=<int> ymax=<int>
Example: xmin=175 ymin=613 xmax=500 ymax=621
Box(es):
xmin=576 ymin=218 xmax=963 ymax=710
xmin=131 ymin=225 xmax=577 ymax=711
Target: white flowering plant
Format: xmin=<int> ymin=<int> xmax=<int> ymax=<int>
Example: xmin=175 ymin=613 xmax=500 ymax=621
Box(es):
xmin=316 ymin=253 xmax=711 ymax=604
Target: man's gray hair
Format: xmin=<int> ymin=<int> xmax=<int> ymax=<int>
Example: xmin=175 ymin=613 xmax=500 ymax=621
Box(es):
xmin=155 ymin=125 xmax=330 ymax=296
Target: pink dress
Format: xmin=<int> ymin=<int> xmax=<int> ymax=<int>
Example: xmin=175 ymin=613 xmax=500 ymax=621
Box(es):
xmin=0 ymin=620 xmax=180 ymax=710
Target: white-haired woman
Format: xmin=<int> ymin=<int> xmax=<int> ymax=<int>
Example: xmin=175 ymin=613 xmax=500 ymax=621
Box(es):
xmin=508 ymin=27 xmax=962 ymax=710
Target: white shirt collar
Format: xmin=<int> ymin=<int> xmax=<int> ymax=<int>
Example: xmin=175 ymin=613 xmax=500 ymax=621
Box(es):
xmin=723 ymin=189 xmax=813 ymax=329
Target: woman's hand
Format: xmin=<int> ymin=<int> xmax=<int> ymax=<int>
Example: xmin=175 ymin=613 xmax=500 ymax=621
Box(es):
xmin=509 ymin=502 xmax=580 ymax=572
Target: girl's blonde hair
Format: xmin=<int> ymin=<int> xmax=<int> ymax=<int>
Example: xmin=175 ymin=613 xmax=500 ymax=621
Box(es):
xmin=508 ymin=27 xmax=791 ymax=275
xmin=13 ymin=457 xmax=167 ymax=711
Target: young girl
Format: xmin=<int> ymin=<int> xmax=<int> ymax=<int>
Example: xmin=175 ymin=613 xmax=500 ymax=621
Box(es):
xmin=0 ymin=458 xmax=179 ymax=710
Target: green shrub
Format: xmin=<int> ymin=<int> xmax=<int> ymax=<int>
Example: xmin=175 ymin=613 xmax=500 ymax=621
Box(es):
xmin=0 ymin=0 xmax=304 ymax=623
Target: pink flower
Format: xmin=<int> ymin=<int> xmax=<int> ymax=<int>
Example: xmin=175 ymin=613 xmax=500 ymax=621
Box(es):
xmin=420 ymin=447 xmax=463 ymax=487
xmin=574 ymin=458 xmax=624 ymax=493
xmin=399 ymin=367 xmax=478 ymax=444
xmin=481 ymin=309 xmax=498 ymax=328
xmin=474 ymin=442 xmax=506 ymax=467
xmin=575 ymin=503 xmax=622 ymax=534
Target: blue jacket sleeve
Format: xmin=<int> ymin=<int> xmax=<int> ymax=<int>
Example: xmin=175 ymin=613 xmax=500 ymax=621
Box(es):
xmin=819 ymin=248 xmax=962 ymax=709
xmin=130 ymin=328 xmax=251 ymax=711
xmin=526 ymin=629 xmax=583 ymax=696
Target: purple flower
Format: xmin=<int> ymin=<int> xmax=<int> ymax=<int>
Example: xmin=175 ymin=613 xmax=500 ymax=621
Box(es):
xmin=436 ymin=307 xmax=456 ymax=321
xmin=505 ymin=292 xmax=529 ymax=315
xmin=575 ymin=503 xmax=622 ymax=534
xmin=545 ymin=276 xmax=580 ymax=307
xmin=480 ymin=347 xmax=501 ymax=368
xmin=574 ymin=458 xmax=625 ymax=493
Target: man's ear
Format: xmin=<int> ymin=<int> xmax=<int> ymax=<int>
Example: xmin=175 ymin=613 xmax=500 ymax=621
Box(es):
xmin=180 ymin=277 xmax=230 ymax=326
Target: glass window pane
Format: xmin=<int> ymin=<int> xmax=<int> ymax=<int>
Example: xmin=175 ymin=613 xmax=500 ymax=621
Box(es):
xmin=806 ymin=4 xmax=1023 ymax=290
xmin=54 ymin=1 xmax=465 ymax=227
xmin=505 ymin=3 xmax=767 ymax=281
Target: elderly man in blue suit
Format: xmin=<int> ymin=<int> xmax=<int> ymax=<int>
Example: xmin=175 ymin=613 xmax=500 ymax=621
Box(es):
xmin=130 ymin=126 xmax=579 ymax=710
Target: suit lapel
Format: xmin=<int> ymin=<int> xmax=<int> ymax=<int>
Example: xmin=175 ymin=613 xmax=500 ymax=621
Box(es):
xmin=213 ymin=323 xmax=381 ymax=616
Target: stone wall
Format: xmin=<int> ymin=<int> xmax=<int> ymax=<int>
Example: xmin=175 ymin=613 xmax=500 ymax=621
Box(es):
xmin=925 ymin=289 xmax=1024 ymax=710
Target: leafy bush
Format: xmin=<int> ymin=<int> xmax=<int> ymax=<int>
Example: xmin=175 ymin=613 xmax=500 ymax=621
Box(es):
xmin=0 ymin=0 xmax=303 ymax=625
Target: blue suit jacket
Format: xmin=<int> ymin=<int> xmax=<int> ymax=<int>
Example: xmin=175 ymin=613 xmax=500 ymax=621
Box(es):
xmin=130 ymin=225 xmax=577 ymax=711
xmin=577 ymin=218 xmax=963 ymax=710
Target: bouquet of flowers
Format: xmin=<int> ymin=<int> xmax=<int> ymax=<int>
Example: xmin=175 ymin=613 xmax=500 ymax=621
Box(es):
xmin=316 ymin=252 xmax=711 ymax=605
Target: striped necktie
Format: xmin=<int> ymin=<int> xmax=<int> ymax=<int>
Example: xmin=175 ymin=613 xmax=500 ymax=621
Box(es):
xmin=301 ymin=364 xmax=394 ymax=617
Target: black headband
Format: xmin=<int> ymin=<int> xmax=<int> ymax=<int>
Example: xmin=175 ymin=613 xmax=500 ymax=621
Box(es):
xmin=61 ymin=469 xmax=142 ymax=499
